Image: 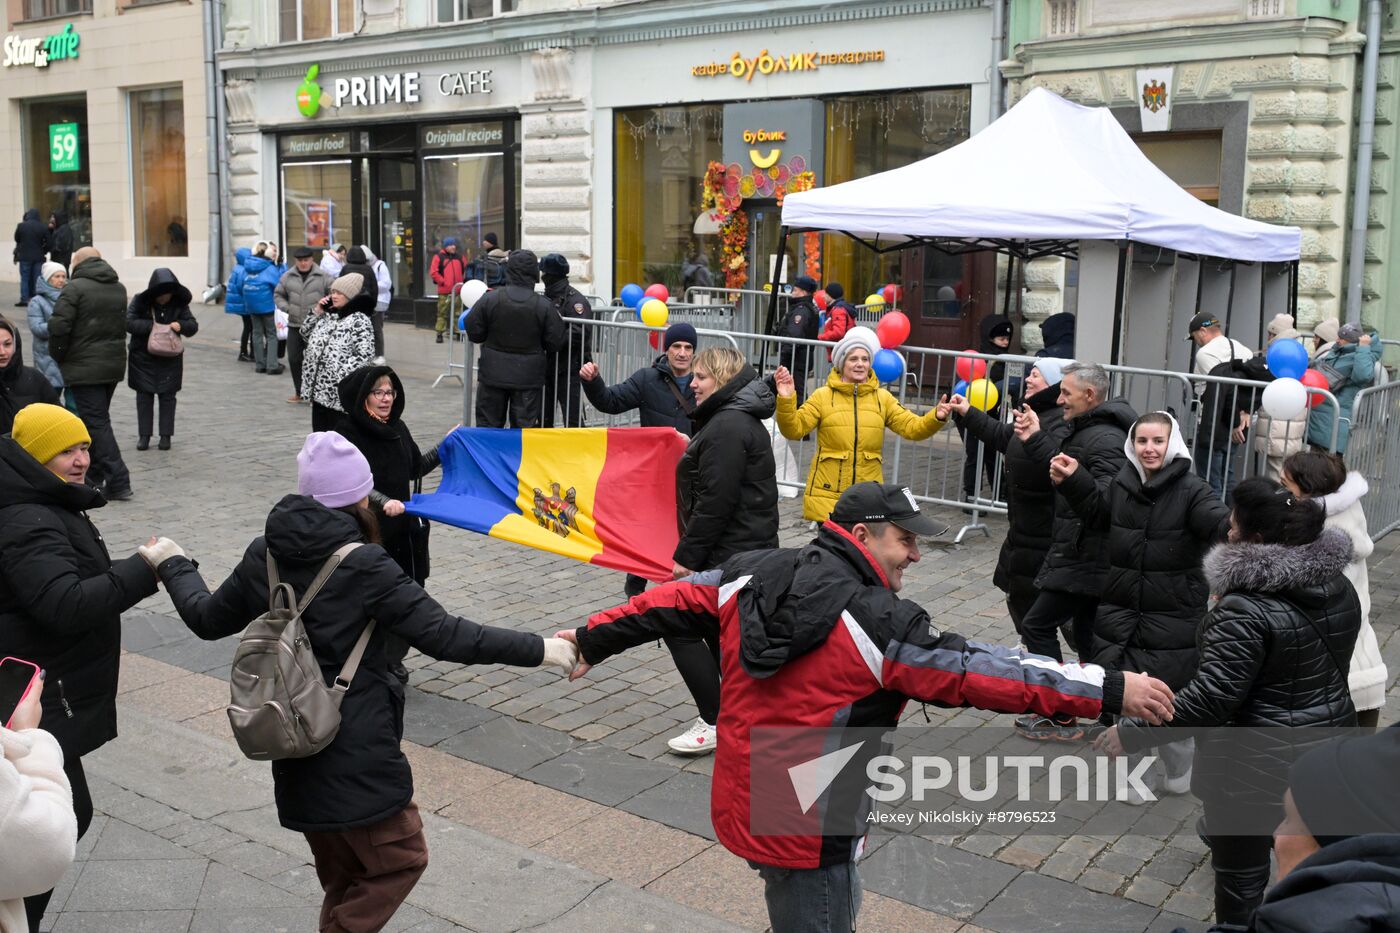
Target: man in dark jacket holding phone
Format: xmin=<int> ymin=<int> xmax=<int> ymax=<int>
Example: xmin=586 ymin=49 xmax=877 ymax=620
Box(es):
xmin=465 ymin=250 xmax=566 ymax=428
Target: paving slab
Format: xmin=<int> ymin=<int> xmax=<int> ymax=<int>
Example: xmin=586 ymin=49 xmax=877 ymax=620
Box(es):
xmin=972 ymin=870 xmax=1161 ymax=933
xmin=403 ymin=686 xmax=501 ymax=747
xmin=861 ymin=835 xmax=1020 ymax=920
xmin=437 ymin=714 xmax=579 ymax=774
xmin=51 ymin=909 xmax=196 ymax=933
xmin=618 ymin=770 xmax=716 ymax=840
xmin=522 ymin=741 xmax=677 ymax=806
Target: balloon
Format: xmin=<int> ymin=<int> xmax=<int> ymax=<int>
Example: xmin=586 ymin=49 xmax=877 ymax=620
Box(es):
xmin=876 ymin=311 xmax=910 ymax=349
xmin=882 ymin=284 xmax=902 ymax=306
xmin=620 ymin=283 xmax=645 ymax=308
xmin=953 ymin=379 xmax=970 ymax=398
xmin=813 ymin=290 xmax=831 ymax=311
xmin=639 ymin=298 xmax=669 ymax=327
xmin=459 ymin=279 xmax=488 ymax=310
xmin=645 ymin=283 xmax=670 ymax=303
xmin=966 ymin=378 xmax=1000 ymax=412
xmin=457 ymin=310 xmax=470 ymax=332
xmin=1300 ymin=368 xmax=1329 ymax=408
xmin=649 ymin=330 xmax=661 ymax=351
xmin=865 ymin=293 xmax=886 ymax=310
xmin=954 ymin=351 xmax=988 ymax=383
xmin=872 ymin=348 xmax=905 ymax=384
xmin=1261 ymin=377 xmax=1308 ymax=421
xmin=1265 ymin=338 xmax=1308 ymax=380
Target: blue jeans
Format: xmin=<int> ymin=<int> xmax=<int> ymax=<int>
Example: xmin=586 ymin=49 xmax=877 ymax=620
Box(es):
xmin=750 ymin=860 xmax=862 ymax=933
xmin=1196 ymin=446 xmax=1240 ymax=500
xmin=19 ymin=260 xmax=40 ymax=303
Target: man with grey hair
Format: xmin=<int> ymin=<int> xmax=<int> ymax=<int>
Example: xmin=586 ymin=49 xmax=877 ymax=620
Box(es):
xmin=1009 ymin=360 xmax=1138 ymax=740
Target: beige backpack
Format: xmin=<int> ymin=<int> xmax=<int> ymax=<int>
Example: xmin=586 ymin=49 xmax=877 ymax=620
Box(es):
xmin=227 ymin=542 xmax=376 ymax=761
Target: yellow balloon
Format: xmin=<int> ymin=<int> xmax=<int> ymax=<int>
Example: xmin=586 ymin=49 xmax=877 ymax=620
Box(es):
xmin=967 ymin=378 xmax=1000 ymax=412
xmin=865 ymin=293 xmax=886 ymax=309
xmin=640 ymin=298 xmax=669 ymax=327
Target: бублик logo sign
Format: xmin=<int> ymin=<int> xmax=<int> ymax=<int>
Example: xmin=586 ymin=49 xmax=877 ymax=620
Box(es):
xmin=297 ymin=64 xmax=325 ymax=117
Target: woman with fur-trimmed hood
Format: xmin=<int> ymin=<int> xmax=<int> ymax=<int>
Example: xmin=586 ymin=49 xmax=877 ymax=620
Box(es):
xmin=1104 ymin=477 xmax=1361 ymax=926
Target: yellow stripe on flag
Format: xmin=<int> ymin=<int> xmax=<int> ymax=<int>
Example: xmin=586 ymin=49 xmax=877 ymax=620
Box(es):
xmin=491 ymin=428 xmax=608 ymax=565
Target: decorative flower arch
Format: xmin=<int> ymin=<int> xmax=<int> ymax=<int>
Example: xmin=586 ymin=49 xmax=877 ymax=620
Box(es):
xmin=701 ymin=159 xmax=820 ymax=290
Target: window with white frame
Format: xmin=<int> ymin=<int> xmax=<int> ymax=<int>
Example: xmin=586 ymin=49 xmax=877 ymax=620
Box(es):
xmin=435 ymin=0 xmax=515 ymax=24
xmin=280 ymin=0 xmax=355 ymax=42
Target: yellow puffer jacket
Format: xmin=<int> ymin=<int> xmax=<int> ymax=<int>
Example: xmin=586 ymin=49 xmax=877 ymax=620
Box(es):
xmin=775 ymin=369 xmax=948 ymax=521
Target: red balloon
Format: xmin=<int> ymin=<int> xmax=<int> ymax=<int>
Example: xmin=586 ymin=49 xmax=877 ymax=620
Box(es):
xmin=882 ymin=284 xmax=902 ymax=306
xmin=955 ymin=351 xmax=988 ymax=383
xmin=649 ymin=330 xmax=661 ymax=351
xmin=813 ymin=289 xmax=830 ymax=311
xmin=644 ymin=283 xmax=670 ymax=303
xmin=876 ymin=311 xmax=911 ymax=349
xmin=1300 ymin=368 xmax=1329 ymax=408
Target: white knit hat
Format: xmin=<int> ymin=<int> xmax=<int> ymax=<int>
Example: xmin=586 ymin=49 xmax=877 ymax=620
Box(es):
xmin=40 ymin=261 xmax=66 ymax=284
xmin=832 ymin=326 xmax=882 ymax=370
xmin=330 ymin=273 xmax=365 ymax=298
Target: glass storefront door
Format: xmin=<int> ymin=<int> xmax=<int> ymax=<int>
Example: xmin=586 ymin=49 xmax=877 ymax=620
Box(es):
xmin=423 ymin=152 xmax=505 ymax=297
xmin=282 ymin=160 xmax=353 ymax=254
xmin=375 ymin=158 xmax=417 ymax=314
xmin=24 ymin=95 xmax=92 ymax=249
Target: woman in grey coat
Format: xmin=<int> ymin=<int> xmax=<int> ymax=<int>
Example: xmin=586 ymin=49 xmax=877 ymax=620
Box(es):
xmin=25 ymin=262 xmax=68 ymax=399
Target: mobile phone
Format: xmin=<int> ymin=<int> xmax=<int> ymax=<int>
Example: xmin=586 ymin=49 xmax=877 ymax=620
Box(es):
xmin=0 ymin=657 xmax=41 ymax=730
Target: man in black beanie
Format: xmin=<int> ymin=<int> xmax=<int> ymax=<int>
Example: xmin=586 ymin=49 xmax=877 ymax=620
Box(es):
xmin=540 ymin=253 xmax=593 ymax=427
xmin=779 ymin=275 xmax=820 ymax=405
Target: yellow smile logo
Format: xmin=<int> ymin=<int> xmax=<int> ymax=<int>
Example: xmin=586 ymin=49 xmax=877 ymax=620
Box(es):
xmin=749 ymin=148 xmax=782 ymax=169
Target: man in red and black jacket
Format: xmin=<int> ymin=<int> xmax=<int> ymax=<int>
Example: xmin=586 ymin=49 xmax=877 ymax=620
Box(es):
xmin=429 ymin=238 xmax=467 ymax=343
xmin=559 ymin=482 xmax=1175 ymax=933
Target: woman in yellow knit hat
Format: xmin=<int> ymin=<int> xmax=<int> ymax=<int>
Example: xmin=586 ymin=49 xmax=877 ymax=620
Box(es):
xmin=0 ymin=402 xmax=162 ymax=929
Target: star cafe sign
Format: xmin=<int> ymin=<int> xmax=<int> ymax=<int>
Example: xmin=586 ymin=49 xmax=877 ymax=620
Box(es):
xmin=3 ymin=23 xmax=80 ymax=70
xmin=692 ymin=47 xmax=884 ymax=80
xmin=296 ymin=63 xmax=493 ymax=117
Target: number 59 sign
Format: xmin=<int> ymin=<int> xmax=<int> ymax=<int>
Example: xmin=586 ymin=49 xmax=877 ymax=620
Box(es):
xmin=49 ymin=122 xmax=80 ymax=172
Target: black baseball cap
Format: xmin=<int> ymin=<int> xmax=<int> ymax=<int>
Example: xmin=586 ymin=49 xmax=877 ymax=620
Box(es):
xmin=1185 ymin=311 xmax=1222 ymax=340
xmin=830 ymin=483 xmax=948 ymax=537
xmin=293 ymin=246 xmax=314 ymax=259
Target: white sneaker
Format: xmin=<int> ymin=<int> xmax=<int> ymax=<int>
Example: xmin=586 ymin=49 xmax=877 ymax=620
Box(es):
xmin=1116 ymin=769 xmax=1152 ymax=806
xmin=667 ymin=717 xmax=718 ymax=756
xmin=1162 ymin=769 xmax=1192 ymax=795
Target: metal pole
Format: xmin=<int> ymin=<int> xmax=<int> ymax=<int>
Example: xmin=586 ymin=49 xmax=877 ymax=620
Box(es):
xmin=1223 ymin=261 xmax=1237 ymax=335
xmin=1345 ymin=0 xmax=1383 ymax=325
xmin=1109 ymin=241 xmax=1129 ymax=365
xmin=762 ymin=225 xmax=791 ymax=370
xmin=201 ymin=0 xmax=222 ymax=294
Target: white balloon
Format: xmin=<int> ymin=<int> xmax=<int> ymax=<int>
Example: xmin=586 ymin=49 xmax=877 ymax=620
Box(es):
xmin=1261 ymin=377 xmax=1308 ymax=421
xmin=460 ymin=279 xmax=489 ymax=309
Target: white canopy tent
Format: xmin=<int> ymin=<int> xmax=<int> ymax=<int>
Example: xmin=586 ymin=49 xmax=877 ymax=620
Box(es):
xmin=770 ymin=88 xmax=1302 ymax=366
xmin=780 ymin=87 xmax=1301 ymax=263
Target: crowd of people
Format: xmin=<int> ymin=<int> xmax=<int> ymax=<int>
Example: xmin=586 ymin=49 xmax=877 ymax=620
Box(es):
xmin=2 ymin=234 xmax=1397 ymax=933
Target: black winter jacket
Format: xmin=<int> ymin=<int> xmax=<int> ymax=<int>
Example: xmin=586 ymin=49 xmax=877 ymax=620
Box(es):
xmin=1121 ymin=529 xmax=1360 ymax=821
xmin=12 ymin=209 xmax=47 ymax=264
xmin=334 ymin=366 xmax=441 ymax=584
xmin=1022 ymin=398 xmax=1138 ymax=595
xmin=778 ymin=295 xmax=820 ymax=373
xmin=48 ymin=213 xmax=73 ymax=269
xmin=126 ymin=270 xmax=199 ymax=395
xmin=1199 ymin=354 xmax=1268 ymax=450
xmin=1203 ymin=834 xmax=1400 ymax=933
xmin=1060 ymin=452 xmax=1230 ymax=689
xmin=544 ymin=278 xmax=593 ymax=372
xmin=154 ymin=495 xmax=546 ymax=833
xmin=0 ymin=316 xmax=59 ymax=433
xmin=466 ymin=252 xmax=566 ymax=389
xmin=49 ymin=257 xmax=128 ymax=386
xmin=582 ymin=355 xmax=695 ymax=433
xmin=1037 ymin=312 xmax=1075 ymax=358
xmin=675 ymin=366 xmax=779 ymax=570
xmin=957 ymin=384 xmax=1067 ymax=601
xmin=0 ymin=438 xmax=158 ymax=760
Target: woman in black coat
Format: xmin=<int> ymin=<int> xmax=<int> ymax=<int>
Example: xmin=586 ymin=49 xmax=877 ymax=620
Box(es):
xmin=960 ymin=314 xmax=1014 ymax=500
xmin=143 ymin=432 xmax=578 ymax=929
xmin=1102 ymin=478 xmax=1360 ymax=926
xmin=335 ymin=365 xmax=447 ymax=681
xmin=126 ymin=269 xmax=199 ymax=451
xmin=0 ymin=314 xmax=59 ymax=433
xmin=0 ymin=404 xmax=160 ymax=928
xmin=664 ymin=348 xmax=779 ymax=755
xmin=944 ymin=357 xmax=1070 ymax=633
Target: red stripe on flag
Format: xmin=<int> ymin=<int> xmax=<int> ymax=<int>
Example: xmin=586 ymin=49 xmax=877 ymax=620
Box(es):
xmin=589 ymin=427 xmax=689 ymax=581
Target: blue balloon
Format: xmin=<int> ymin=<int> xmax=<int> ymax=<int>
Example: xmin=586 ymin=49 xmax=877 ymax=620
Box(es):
xmin=458 ymin=310 xmax=470 ymax=331
xmin=953 ymin=379 xmax=970 ymax=398
xmin=872 ymin=348 xmax=905 ymax=384
xmin=620 ymin=283 xmax=645 ymax=308
xmin=1266 ymin=337 xmax=1308 ymax=380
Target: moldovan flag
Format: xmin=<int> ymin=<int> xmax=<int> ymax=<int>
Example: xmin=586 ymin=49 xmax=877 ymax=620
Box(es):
xmin=405 ymin=427 xmax=688 ymax=582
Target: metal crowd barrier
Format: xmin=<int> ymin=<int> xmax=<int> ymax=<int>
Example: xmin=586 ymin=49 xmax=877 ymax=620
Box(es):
xmin=1346 ymin=380 xmax=1400 ymax=541
xmin=432 ymin=282 xmax=469 ymax=388
xmin=608 ymin=302 xmax=740 ymax=332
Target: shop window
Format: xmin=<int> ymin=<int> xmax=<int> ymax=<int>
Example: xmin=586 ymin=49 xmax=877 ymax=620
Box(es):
xmin=23 ymin=0 xmax=90 ymax=19
xmin=1133 ymin=131 xmax=1223 ymax=207
xmin=613 ymin=105 xmax=723 ymax=295
xmin=435 ymin=0 xmax=514 ymax=23
xmin=423 ymin=153 xmax=506 ymax=297
xmin=282 ymin=160 xmax=352 ymax=253
xmin=279 ymin=0 xmax=354 ymax=41
xmin=822 ymin=88 xmax=971 ymax=302
xmin=129 ymin=87 xmax=188 ymax=257
xmin=23 ymin=96 xmax=91 ymax=251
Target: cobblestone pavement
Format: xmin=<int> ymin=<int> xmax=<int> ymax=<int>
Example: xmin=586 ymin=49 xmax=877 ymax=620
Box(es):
xmin=10 ymin=284 xmax=1396 ymax=932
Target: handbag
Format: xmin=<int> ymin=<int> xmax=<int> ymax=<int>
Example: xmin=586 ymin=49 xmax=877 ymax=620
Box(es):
xmin=146 ymin=310 xmax=184 ymax=358
xmin=1314 ymin=356 xmax=1346 ymax=392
